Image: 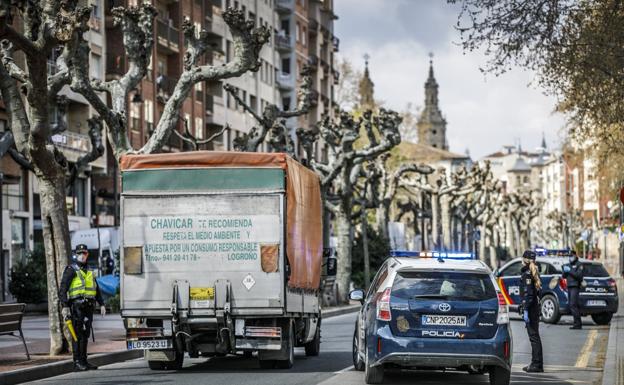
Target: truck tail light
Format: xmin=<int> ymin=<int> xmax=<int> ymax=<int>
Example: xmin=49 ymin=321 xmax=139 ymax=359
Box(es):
xmin=559 ymin=277 xmax=568 ymax=291
xmin=376 ymin=288 xmax=392 ymax=321
xmin=497 ymin=292 xmax=509 ymax=324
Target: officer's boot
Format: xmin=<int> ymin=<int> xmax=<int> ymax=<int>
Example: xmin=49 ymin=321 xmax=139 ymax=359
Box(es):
xmin=80 ymin=336 xmax=98 ymax=370
xmin=73 ymin=340 xmax=88 ymax=372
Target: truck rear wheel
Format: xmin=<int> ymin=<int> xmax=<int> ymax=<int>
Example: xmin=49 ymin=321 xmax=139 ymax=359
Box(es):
xmin=304 ymin=326 xmax=320 ymax=357
xmin=275 ymin=321 xmax=295 ymax=369
xmin=148 ymin=350 xmax=184 ymax=371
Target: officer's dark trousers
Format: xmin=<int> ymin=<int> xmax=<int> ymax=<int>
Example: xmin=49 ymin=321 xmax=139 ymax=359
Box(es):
xmin=568 ymin=287 xmax=582 ymax=327
xmin=70 ymin=301 xmax=94 ymax=364
xmin=526 ymin=303 xmax=543 ymax=368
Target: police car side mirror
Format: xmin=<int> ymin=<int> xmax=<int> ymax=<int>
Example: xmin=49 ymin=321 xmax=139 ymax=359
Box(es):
xmin=349 ymin=289 xmax=365 ymax=303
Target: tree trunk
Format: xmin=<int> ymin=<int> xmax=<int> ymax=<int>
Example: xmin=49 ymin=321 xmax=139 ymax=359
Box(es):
xmin=440 ymin=196 xmax=452 ymax=251
xmin=375 ymin=201 xmax=390 ymax=240
xmin=39 ymin=175 xmax=72 ymax=355
xmin=335 ymin=209 xmax=353 ymax=303
xmin=431 ymin=193 xmax=439 ymax=249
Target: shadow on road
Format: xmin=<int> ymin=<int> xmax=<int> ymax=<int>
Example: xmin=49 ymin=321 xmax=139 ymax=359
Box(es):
xmin=184 ymin=351 xmax=352 ymax=374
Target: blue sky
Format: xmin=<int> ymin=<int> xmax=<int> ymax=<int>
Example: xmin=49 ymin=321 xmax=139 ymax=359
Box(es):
xmin=334 ymin=0 xmax=567 ymax=159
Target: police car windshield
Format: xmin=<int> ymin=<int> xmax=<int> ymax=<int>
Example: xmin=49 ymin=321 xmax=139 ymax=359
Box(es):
xmin=581 ymin=263 xmax=609 ymax=277
xmin=392 ymin=271 xmax=497 ymax=302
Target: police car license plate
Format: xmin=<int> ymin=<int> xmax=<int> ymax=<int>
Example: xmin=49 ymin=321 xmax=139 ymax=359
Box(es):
xmin=127 ymin=339 xmax=172 ymax=350
xmin=422 ymin=315 xmax=467 ymax=326
xmin=586 ymin=300 xmax=606 ymax=307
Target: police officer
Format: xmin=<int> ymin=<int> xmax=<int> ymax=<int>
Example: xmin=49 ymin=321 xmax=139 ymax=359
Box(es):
xmin=519 ymin=250 xmax=544 ymax=373
xmin=59 ymin=244 xmax=106 ymax=371
xmin=563 ymin=250 xmax=584 ymax=329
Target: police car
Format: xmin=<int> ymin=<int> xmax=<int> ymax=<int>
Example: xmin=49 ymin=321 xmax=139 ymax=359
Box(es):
xmin=350 ymin=251 xmax=512 ymax=385
xmin=495 ymin=249 xmax=619 ymax=325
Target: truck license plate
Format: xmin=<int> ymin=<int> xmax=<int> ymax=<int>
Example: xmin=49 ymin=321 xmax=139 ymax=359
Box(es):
xmin=586 ymin=300 xmax=606 ymax=307
xmin=422 ymin=315 xmax=467 ymax=326
xmin=127 ymin=339 xmax=172 ymax=350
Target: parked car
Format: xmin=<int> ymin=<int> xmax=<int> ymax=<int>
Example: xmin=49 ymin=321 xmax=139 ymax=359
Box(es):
xmin=495 ymin=253 xmax=618 ymax=325
xmin=351 ymin=251 xmax=512 ymax=385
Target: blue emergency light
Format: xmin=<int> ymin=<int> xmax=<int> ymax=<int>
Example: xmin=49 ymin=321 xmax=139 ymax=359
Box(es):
xmin=534 ymin=247 xmax=573 ymax=257
xmin=390 ymin=250 xmax=475 ymax=260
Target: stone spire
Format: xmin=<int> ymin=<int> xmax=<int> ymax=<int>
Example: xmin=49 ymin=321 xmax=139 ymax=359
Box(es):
xmin=417 ymin=53 xmax=448 ymax=150
xmin=358 ymin=54 xmax=375 ymax=110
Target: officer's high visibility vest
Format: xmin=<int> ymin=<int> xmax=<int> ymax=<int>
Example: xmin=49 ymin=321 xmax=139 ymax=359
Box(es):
xmin=68 ymin=267 xmax=96 ymax=300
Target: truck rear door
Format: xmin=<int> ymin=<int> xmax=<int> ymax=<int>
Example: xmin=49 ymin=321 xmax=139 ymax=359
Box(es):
xmin=121 ymin=192 xmax=285 ymax=316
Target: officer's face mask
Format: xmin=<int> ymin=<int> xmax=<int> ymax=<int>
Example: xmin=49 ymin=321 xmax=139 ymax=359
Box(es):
xmin=76 ymin=252 xmax=88 ymax=265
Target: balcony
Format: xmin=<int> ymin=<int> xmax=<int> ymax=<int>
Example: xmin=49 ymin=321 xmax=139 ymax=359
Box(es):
xmin=51 ymin=131 xmax=106 ymax=169
xmin=157 ymin=19 xmax=180 ymax=54
xmin=276 ymin=72 xmax=294 ymax=90
xmin=309 ymin=89 xmax=319 ymax=107
xmin=89 ymin=15 xmax=102 ymax=32
xmin=307 ymin=54 xmax=318 ymax=69
xmin=276 ymin=0 xmax=294 ymax=14
xmin=333 ymin=69 xmax=339 ymax=85
xmin=275 ymin=34 xmax=292 ymax=52
xmin=332 ymin=36 xmax=340 ymax=52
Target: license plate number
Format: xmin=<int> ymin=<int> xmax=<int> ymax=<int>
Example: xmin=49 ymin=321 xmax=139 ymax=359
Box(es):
xmin=127 ymin=339 xmax=172 ymax=350
xmin=586 ymin=300 xmax=606 ymax=307
xmin=422 ymin=315 xmax=467 ymax=326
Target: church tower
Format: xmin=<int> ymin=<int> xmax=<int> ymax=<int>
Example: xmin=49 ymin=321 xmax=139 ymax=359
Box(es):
xmin=417 ymin=55 xmax=448 ymax=150
xmin=358 ymin=54 xmax=375 ymax=110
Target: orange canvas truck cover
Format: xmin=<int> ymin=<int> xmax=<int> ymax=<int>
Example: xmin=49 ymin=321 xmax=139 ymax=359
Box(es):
xmin=120 ymin=151 xmax=323 ymax=290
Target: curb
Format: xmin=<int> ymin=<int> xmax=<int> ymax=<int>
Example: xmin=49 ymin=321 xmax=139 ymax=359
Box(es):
xmin=321 ymin=304 xmax=360 ymax=319
xmin=0 ymin=350 xmax=143 ymax=385
xmin=601 ymin=277 xmax=623 ymax=385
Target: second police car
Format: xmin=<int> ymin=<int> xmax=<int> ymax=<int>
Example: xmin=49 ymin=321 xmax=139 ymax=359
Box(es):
xmin=496 ymin=249 xmax=618 ymax=325
xmin=350 ymin=251 xmax=512 ymax=385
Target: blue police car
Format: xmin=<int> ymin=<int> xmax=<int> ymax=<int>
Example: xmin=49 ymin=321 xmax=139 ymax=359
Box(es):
xmin=495 ymin=249 xmax=618 ymax=325
xmin=350 ymin=251 xmax=512 ymax=385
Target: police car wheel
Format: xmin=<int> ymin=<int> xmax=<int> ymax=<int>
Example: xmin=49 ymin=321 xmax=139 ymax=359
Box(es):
xmin=353 ymin=330 xmax=365 ymax=371
xmin=591 ymin=312 xmax=613 ymax=325
xmin=364 ymin=347 xmax=384 ymax=384
xmin=488 ymin=366 xmax=510 ymax=385
xmin=540 ymin=295 xmax=561 ymax=324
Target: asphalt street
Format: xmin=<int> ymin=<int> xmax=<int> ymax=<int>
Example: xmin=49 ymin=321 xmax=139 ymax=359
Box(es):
xmin=29 ymin=312 xmax=609 ymax=385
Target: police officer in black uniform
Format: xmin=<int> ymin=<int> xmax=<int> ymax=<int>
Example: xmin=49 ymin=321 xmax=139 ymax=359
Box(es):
xmin=519 ymin=249 xmax=544 ymax=373
xmin=59 ymin=244 xmax=106 ymax=371
xmin=563 ymin=250 xmax=584 ymax=329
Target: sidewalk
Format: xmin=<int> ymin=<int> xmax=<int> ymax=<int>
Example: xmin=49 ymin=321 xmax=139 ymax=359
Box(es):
xmin=602 ymin=277 xmax=624 ymax=385
xmin=0 ymin=313 xmax=128 ymax=373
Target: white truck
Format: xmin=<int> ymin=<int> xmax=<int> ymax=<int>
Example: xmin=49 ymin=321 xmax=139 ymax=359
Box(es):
xmin=119 ymin=151 xmax=328 ymax=370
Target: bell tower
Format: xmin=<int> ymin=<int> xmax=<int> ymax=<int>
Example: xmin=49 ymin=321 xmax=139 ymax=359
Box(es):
xmin=417 ymin=54 xmax=448 ymax=150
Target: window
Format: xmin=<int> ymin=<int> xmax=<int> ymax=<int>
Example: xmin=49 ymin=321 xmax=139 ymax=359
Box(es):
xmin=250 ymin=95 xmax=258 ymax=112
xmin=392 ymin=271 xmax=497 ymax=301
xmin=144 ymin=99 xmax=154 ymax=135
xmin=367 ymin=265 xmax=388 ymax=300
xmin=500 ymin=262 xmax=522 ymax=277
xmin=226 ymin=40 xmax=232 ymax=61
xmin=282 ymin=97 xmax=291 ymax=110
xmin=90 ymin=53 xmax=102 ymax=80
xmin=67 ymin=177 xmax=86 ymax=217
xmin=282 ymin=57 xmax=290 ymax=74
xmin=295 ymin=22 xmax=300 ymax=42
xmin=130 ymin=102 xmax=141 ymax=132
xmin=302 ymin=27 xmax=306 ymax=46
xmin=195 ymin=117 xmax=204 ymax=139
xmin=2 ymin=174 xmax=26 ymax=212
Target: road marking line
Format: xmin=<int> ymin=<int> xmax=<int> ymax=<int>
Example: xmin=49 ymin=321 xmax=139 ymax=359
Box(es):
xmin=334 ymin=365 xmax=354 ymax=374
xmin=575 ymin=329 xmax=598 ymax=368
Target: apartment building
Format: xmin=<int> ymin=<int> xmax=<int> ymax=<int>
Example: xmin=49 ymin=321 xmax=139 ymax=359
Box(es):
xmin=275 ymin=0 xmax=338 ymax=161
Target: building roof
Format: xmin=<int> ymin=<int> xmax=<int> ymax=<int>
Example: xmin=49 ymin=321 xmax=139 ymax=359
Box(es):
xmin=508 ymin=156 xmax=531 ymax=172
xmin=389 ymin=141 xmax=470 ymax=168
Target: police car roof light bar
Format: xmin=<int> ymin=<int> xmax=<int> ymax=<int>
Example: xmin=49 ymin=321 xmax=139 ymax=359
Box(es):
xmin=390 ymin=250 xmax=475 ymax=260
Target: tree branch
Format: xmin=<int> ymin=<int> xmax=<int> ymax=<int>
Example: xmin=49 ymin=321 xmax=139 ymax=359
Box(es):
xmin=68 ymin=116 xmax=104 ymax=187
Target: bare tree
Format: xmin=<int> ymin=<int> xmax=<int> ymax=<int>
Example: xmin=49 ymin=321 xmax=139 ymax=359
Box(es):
xmin=306 ymin=109 xmax=401 ymax=302
xmin=224 ymin=66 xmax=312 ymax=155
xmin=0 ymin=2 xmax=268 ymax=354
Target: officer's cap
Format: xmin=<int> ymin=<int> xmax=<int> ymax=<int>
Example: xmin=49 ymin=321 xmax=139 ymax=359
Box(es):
xmin=522 ymin=250 xmax=536 ymax=260
xmin=75 ymin=244 xmax=89 ymax=254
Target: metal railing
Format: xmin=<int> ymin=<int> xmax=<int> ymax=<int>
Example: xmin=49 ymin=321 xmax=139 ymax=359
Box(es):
xmin=275 ymin=34 xmax=292 ymax=51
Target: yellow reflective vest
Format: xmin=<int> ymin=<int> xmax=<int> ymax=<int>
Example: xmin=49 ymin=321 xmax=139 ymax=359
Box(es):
xmin=68 ymin=267 xmax=97 ymax=300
